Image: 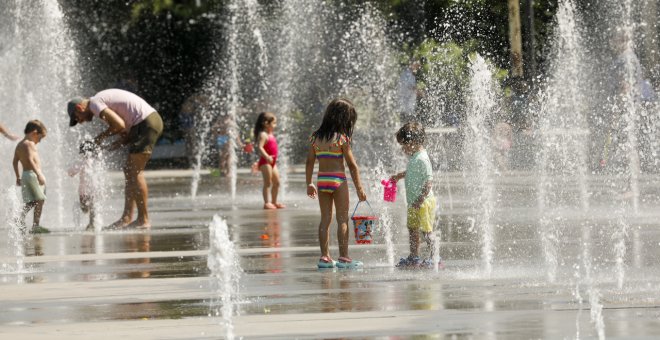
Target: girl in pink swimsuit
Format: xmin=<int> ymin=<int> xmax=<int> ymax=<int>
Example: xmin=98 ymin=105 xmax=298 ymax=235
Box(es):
xmin=254 ymin=112 xmax=285 ymax=210
xmin=305 ymin=98 xmax=367 ymax=269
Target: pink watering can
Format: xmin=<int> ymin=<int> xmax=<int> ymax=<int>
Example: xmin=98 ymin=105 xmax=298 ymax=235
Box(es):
xmin=381 ymin=179 xmax=397 ymax=202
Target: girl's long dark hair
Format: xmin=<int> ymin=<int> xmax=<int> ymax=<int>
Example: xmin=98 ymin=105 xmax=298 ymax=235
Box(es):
xmin=312 ymin=98 xmax=357 ymax=141
xmin=253 ymin=111 xmax=276 ymax=142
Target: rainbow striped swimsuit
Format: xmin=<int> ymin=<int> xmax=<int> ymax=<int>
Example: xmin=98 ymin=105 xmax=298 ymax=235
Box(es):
xmin=311 ymin=133 xmax=350 ymax=194
xmin=317 ymin=172 xmax=347 ymax=193
xmin=315 ymin=150 xmax=343 ymax=159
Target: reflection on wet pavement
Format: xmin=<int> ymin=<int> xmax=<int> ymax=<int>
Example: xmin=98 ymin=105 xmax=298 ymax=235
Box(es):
xmin=3 ymin=173 xmax=660 ymax=338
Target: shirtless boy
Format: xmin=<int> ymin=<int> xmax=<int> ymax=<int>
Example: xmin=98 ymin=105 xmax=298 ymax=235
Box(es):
xmin=12 ymin=120 xmax=49 ymax=234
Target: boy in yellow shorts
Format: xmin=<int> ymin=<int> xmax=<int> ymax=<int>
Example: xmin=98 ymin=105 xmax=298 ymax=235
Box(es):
xmin=390 ymin=122 xmax=436 ymax=268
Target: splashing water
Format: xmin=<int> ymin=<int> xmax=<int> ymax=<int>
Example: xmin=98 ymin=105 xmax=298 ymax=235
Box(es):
xmin=538 ymin=0 xmax=591 ymax=213
xmin=537 ymin=0 xmax=590 ymax=284
xmin=190 ymin=105 xmax=214 ymax=200
xmin=589 ymin=286 xmax=606 ymax=340
xmin=613 ymin=214 xmax=629 ymax=289
xmin=193 ymin=0 xmax=400 ymax=204
xmin=0 ymin=0 xmax=81 ymax=230
xmin=3 ymin=186 xmax=25 ymax=279
xmin=540 ymin=216 xmax=559 ymax=283
xmin=191 ymin=0 xmax=267 ymax=201
xmin=208 ymin=215 xmax=242 ymax=339
xmin=464 ymin=54 xmax=500 ymax=277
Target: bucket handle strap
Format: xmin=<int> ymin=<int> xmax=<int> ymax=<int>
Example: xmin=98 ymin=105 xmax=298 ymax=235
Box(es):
xmin=351 ymin=200 xmax=374 ymax=219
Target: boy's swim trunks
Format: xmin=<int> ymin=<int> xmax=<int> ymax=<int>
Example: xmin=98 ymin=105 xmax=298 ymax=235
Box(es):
xmin=22 ymin=170 xmax=46 ymax=203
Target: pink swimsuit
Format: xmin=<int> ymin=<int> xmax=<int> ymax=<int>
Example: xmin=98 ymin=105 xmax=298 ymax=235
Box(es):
xmin=257 ymin=133 xmax=278 ymax=167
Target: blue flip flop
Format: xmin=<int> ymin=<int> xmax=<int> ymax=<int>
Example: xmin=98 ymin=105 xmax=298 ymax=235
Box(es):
xmin=317 ymin=256 xmax=336 ymax=269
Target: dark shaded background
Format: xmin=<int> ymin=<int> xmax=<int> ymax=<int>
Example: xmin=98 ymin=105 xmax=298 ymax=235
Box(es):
xmin=59 ymin=0 xmax=563 ymax=144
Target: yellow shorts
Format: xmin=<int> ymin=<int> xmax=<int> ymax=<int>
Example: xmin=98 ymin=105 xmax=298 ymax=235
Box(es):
xmin=407 ymin=195 xmax=436 ymax=233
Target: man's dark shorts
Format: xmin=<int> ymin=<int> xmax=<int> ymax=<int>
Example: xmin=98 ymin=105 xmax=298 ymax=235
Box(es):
xmin=128 ymin=112 xmax=163 ymax=154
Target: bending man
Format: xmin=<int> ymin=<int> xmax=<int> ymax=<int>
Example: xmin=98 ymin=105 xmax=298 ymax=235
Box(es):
xmin=68 ymin=89 xmax=163 ymax=229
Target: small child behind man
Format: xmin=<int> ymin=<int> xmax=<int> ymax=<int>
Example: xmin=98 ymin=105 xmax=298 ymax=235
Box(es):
xmin=12 ymin=120 xmax=49 ymax=234
xmin=390 ymin=122 xmax=437 ymax=268
xmin=67 ymin=141 xmax=100 ymax=230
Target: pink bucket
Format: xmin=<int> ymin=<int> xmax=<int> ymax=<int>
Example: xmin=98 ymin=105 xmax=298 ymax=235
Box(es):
xmin=381 ymin=179 xmax=397 ymax=202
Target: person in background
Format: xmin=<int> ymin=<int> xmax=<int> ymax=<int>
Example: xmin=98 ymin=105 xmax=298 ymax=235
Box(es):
xmin=254 ymin=112 xmax=285 ymax=210
xmin=397 ymin=60 xmax=421 ymax=123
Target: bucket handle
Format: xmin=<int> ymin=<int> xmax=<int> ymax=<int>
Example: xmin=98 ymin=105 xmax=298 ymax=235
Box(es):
xmin=351 ymin=200 xmax=375 ymax=219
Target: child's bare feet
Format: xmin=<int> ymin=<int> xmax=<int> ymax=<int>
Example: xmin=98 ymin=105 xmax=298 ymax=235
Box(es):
xmin=274 ymin=203 xmax=286 ymax=209
xmin=263 ymin=203 xmax=277 ymax=210
xmin=85 ymin=223 xmax=95 ymax=231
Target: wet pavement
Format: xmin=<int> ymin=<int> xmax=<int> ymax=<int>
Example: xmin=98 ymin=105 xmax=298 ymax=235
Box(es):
xmin=2 ymin=170 xmax=660 ymax=339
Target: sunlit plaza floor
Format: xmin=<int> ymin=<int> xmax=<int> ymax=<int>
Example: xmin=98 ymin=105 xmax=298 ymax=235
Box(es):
xmin=2 ymin=169 xmax=660 ymax=339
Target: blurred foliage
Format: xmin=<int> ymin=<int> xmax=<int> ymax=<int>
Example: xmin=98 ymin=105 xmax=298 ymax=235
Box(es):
xmin=60 ymin=0 xmax=562 ymax=164
xmin=131 ymin=0 xmax=221 ymax=19
xmin=411 ymin=38 xmax=507 ymax=91
xmin=408 ymin=38 xmax=508 ymax=126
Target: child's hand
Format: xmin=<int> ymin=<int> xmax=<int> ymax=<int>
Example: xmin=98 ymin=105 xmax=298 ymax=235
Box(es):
xmin=251 ymin=161 xmax=259 ymax=174
xmin=357 ymin=187 xmax=367 ymax=201
xmin=37 ymin=175 xmax=46 ymax=186
xmin=266 ymin=155 xmax=274 ymax=164
xmin=390 ymin=172 xmax=404 ymax=183
xmin=307 ymin=184 xmax=317 ymax=199
xmin=15 ymin=178 xmax=21 ymax=186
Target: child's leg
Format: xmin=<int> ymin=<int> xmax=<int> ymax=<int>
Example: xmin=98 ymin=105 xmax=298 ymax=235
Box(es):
xmin=318 ymin=192 xmax=334 ymax=258
xmin=81 ymin=196 xmax=95 ymax=229
xmin=420 ymin=197 xmax=437 ymax=259
xmin=121 ymin=165 xmax=136 ymax=223
xmin=32 ymin=200 xmax=44 ymax=227
xmin=18 ymin=202 xmax=35 ymax=228
xmin=271 ymin=166 xmax=281 ymax=204
xmin=408 ymin=227 xmax=420 ymax=258
xmin=333 ymin=182 xmax=350 ymax=259
xmin=80 ymin=195 xmax=90 ymax=213
xmin=260 ymin=164 xmax=273 ymax=204
xmin=407 ymin=206 xmax=422 ymax=258
xmin=422 ymin=231 xmax=435 ymax=259
xmin=89 ymin=200 xmax=96 ymax=227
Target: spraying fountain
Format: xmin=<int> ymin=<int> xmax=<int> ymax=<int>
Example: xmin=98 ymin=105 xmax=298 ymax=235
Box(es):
xmin=0 ymin=1 xmax=80 ymax=229
xmin=191 ymin=0 xmax=401 ymax=203
xmin=208 ymin=214 xmax=242 ymax=339
xmin=464 ymin=54 xmax=500 ymax=277
xmin=536 ymin=0 xmax=591 ymax=284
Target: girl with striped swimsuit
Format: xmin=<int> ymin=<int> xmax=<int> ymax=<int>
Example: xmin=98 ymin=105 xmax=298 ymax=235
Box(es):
xmin=305 ymin=98 xmax=367 ymax=269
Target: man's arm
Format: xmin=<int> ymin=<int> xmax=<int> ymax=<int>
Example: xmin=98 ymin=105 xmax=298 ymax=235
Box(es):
xmin=94 ymin=108 xmax=126 ymax=144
